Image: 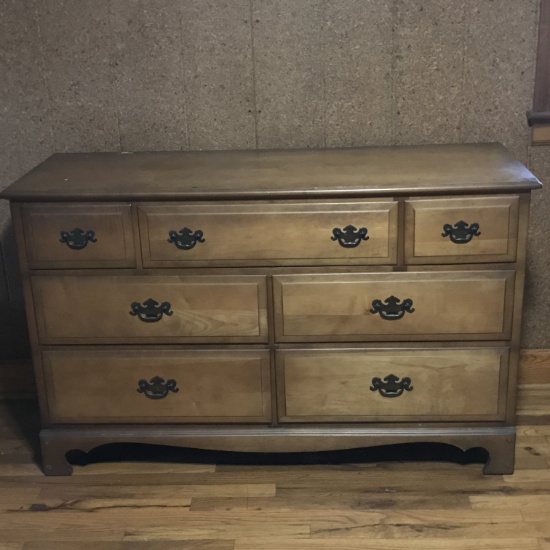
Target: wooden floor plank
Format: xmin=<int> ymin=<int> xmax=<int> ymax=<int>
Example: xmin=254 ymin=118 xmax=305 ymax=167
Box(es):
xmin=22 ymin=542 xmax=234 ymax=550
xmin=470 ymin=494 xmax=550 ymax=509
xmin=0 ymin=488 xmax=41 ymax=509
xmin=0 ymin=466 xmax=498 ymax=488
xmin=309 ymin=520 xmax=550 ymax=539
xmin=37 ymin=483 xmax=276 ymax=501
xmin=503 ymin=470 xmax=550 ymax=483
xmin=72 ymin=463 xmax=216 ymax=475
xmin=121 ymin=520 xmax=310 ymax=541
xmin=190 ymin=492 xmax=474 ymax=512
xmin=517 ymin=385 xmax=550 ymax=423
xmin=234 ymin=538 xmax=541 ymax=549
xmin=0 ymin=528 xmax=125 ymax=543
xmin=514 ymin=443 xmax=550 ymax=469
xmin=517 ymin=426 xmax=550 ymax=437
xmin=187 ymin=508 xmax=524 ymax=524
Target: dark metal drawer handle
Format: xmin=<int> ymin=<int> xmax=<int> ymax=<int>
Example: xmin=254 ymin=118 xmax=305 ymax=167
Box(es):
xmin=59 ymin=228 xmax=97 ymax=250
xmin=441 ymin=221 xmax=480 ymax=244
xmin=137 ymin=376 xmax=179 ymax=399
xmin=370 ymin=296 xmax=414 ymax=320
xmin=331 ymin=225 xmax=369 ymax=248
xmin=370 ymin=374 xmax=413 ymax=398
xmin=168 ymin=228 xmax=205 ymax=250
xmin=130 ymin=298 xmax=173 ymax=322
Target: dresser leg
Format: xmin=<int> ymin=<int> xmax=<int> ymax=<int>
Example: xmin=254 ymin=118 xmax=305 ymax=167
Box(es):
xmin=481 ymin=434 xmax=516 ymax=475
xmin=40 ymin=435 xmax=73 ymax=476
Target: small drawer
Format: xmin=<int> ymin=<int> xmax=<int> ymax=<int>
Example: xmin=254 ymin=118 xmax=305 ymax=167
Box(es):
xmin=273 ymin=270 xmax=514 ymax=342
xmin=32 ymin=274 xmax=268 ymax=344
xmin=43 ymin=349 xmax=271 ymax=424
xmin=404 ymin=195 xmax=519 ymax=264
xmin=277 ymin=347 xmax=508 ymax=422
xmin=20 ymin=203 xmax=136 ymax=269
xmin=138 ymin=201 xmax=397 ymax=267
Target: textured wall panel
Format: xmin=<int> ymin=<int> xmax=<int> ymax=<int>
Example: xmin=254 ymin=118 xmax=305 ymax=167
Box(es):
xmin=110 ymin=0 xmax=188 ymax=151
xmin=394 ymin=0 xmax=465 ymax=145
xmin=0 ymin=0 xmax=52 ymax=359
xmin=462 ymin=0 xmax=539 ymax=164
xmin=0 ymin=0 xmax=52 ymax=188
xmin=37 ymin=0 xmax=119 ymax=152
xmin=324 ymin=0 xmax=393 ymax=147
xmin=523 ymin=147 xmax=550 ymax=348
xmin=253 ymin=0 xmax=325 ymax=149
xmin=182 ymin=0 xmax=255 ymax=150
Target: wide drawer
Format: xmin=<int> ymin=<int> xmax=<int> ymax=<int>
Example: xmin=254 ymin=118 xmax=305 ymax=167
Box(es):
xmin=273 ymin=270 xmax=515 ymax=341
xmin=277 ymin=347 xmax=509 ymax=422
xmin=32 ymin=275 xmax=268 ymax=344
xmin=20 ymin=203 xmax=136 ymax=269
xmin=404 ymin=195 xmax=519 ymax=264
xmin=42 ymin=349 xmax=271 ymax=423
xmin=138 ymin=201 xmax=398 ymax=266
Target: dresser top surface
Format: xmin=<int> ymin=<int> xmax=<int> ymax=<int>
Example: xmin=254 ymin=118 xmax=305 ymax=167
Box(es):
xmin=1 ymin=143 xmax=541 ymax=201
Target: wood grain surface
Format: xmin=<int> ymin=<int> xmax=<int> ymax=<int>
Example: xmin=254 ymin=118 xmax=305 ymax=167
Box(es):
xmin=19 ymin=203 xmax=136 ymax=269
xmin=31 ymin=275 xmax=268 ymax=344
xmin=42 ymin=349 xmax=272 ymax=424
xmin=273 ymin=270 xmax=515 ymax=341
xmin=138 ymin=201 xmax=397 ymax=267
xmin=404 ymin=195 xmax=519 ymax=264
xmin=0 ymin=144 xmax=541 ymax=202
xmin=278 ymin=348 xmax=508 ymax=422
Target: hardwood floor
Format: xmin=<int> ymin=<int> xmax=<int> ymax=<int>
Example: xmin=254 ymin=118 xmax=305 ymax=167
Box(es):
xmin=1 ymin=399 xmax=550 ymax=549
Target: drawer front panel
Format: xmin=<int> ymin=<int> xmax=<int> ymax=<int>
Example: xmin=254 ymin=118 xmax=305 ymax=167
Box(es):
xmin=43 ymin=349 xmax=271 ymax=423
xmin=405 ymin=196 xmax=519 ymax=263
xmin=138 ymin=201 xmax=397 ymax=266
xmin=278 ymin=348 xmax=508 ymax=422
xmin=21 ymin=203 xmax=136 ymax=268
xmin=32 ymin=275 xmax=268 ymax=344
xmin=273 ymin=270 xmax=514 ymax=341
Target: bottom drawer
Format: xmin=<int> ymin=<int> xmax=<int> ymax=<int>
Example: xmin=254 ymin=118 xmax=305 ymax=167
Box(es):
xmin=277 ymin=347 xmax=509 ymax=422
xmin=43 ymin=349 xmax=271 ymax=423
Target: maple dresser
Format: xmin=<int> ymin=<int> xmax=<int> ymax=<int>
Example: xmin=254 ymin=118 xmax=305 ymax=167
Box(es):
xmin=1 ymin=143 xmax=541 ymax=475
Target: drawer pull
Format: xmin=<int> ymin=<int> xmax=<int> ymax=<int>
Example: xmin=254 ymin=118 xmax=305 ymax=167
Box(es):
xmin=370 ymin=296 xmax=414 ymax=320
xmin=168 ymin=228 xmax=205 ymax=250
xmin=441 ymin=221 xmax=480 ymax=244
xmin=331 ymin=225 xmax=369 ymax=248
xmin=130 ymin=298 xmax=173 ymax=323
xmin=370 ymin=374 xmax=413 ymax=398
xmin=137 ymin=376 xmax=179 ymax=399
xmin=59 ymin=228 xmax=97 ymax=250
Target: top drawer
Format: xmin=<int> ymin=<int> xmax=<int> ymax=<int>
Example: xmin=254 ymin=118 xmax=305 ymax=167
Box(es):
xmin=404 ymin=195 xmax=519 ymax=264
xmin=138 ymin=201 xmax=398 ymax=267
xmin=19 ymin=204 xmax=136 ymax=269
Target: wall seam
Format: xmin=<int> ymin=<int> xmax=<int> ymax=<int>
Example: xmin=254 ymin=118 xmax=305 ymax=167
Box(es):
xmin=33 ymin=1 xmax=56 ymax=152
xmin=390 ymin=0 xmax=398 ymax=145
xmin=249 ymin=0 xmax=259 ymax=149
xmin=106 ymin=0 xmax=123 ymax=152
xmin=322 ymin=0 xmax=327 ymax=149
xmin=527 ymin=0 xmax=543 ymax=166
xmin=458 ymin=0 xmax=469 ymax=143
xmin=179 ymin=2 xmax=192 ymax=151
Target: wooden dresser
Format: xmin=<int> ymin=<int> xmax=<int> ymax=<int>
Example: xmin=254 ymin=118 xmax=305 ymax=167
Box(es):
xmin=0 ymin=143 xmax=541 ymax=475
